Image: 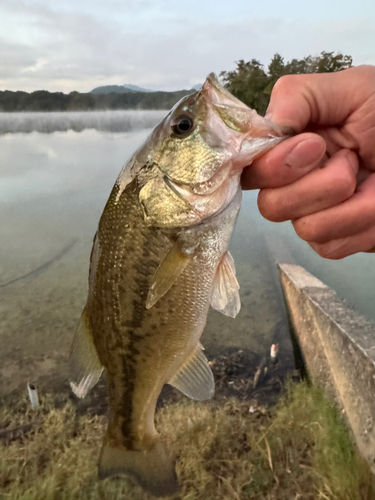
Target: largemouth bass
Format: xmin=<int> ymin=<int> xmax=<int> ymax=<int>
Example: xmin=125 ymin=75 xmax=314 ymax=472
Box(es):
xmin=69 ymin=74 xmax=291 ymax=497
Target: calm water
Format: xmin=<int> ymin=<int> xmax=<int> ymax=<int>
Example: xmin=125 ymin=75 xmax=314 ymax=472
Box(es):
xmin=1 ymin=111 xmax=374 ymax=396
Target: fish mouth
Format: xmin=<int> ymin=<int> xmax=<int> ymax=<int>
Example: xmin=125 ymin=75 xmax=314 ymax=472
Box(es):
xmin=202 ymin=73 xmax=294 ymax=139
xmin=202 ymin=73 xmax=256 ymax=119
xmin=200 ymin=73 xmax=294 ymax=172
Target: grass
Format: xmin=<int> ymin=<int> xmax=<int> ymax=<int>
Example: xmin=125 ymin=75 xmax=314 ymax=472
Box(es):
xmin=0 ymin=380 xmax=374 ymax=500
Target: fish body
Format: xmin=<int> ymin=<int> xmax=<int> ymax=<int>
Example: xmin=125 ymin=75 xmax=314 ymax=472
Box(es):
xmin=70 ymin=74 xmax=291 ymax=497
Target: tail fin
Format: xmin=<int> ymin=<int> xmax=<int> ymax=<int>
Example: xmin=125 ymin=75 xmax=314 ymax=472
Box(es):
xmin=98 ymin=438 xmax=179 ymax=497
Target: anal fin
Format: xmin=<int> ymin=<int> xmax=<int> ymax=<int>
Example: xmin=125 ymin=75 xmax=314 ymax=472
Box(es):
xmin=69 ymin=307 xmax=104 ymax=398
xmin=169 ymin=344 xmax=214 ymax=401
xmin=211 ymin=251 xmax=241 ymax=318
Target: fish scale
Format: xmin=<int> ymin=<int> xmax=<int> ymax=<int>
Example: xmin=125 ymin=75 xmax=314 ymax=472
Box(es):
xmin=93 ymin=180 xmax=238 ymax=439
xmin=69 ymin=73 xmax=292 ymax=497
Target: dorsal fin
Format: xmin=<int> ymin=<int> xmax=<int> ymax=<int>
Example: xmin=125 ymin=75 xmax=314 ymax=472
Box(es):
xmin=168 ymin=344 xmax=214 ymax=401
xmin=69 ymin=307 xmax=104 ymax=398
xmin=211 ymin=251 xmax=241 ymax=318
xmin=146 ymin=241 xmax=194 ymax=309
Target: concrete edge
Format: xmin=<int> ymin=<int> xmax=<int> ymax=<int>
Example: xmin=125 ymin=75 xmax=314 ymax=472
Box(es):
xmin=278 ymin=263 xmax=375 ymax=472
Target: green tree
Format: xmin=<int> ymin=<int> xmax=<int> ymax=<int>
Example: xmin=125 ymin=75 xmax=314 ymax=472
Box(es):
xmin=220 ymin=59 xmax=269 ymax=115
xmin=67 ymin=92 xmax=95 ymax=110
xmin=268 ymin=53 xmax=285 ymax=80
xmin=221 ymin=51 xmax=353 ymax=114
xmin=315 ymin=51 xmax=352 ymax=73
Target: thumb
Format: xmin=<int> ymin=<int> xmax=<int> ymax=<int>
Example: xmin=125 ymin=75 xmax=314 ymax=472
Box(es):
xmin=265 ymin=66 xmax=374 ymax=132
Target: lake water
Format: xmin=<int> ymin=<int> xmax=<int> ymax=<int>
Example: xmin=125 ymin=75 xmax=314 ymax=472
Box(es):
xmin=1 ymin=110 xmax=374 ymax=397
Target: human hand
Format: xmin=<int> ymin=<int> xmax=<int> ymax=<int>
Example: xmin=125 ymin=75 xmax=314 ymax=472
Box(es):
xmin=242 ymin=65 xmax=375 ymax=259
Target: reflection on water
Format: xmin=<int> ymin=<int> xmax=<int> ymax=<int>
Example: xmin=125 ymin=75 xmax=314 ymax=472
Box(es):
xmin=1 ymin=111 xmax=374 ymax=396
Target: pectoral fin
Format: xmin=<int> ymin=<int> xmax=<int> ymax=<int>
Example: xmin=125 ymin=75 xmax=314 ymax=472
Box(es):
xmin=146 ymin=242 xmax=194 ymax=309
xmin=69 ymin=307 xmax=104 ymax=398
xmin=211 ymin=251 xmax=241 ymax=318
xmin=169 ymin=344 xmax=214 ymax=401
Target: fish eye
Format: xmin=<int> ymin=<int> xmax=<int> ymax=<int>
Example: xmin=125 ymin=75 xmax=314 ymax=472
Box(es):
xmin=171 ymin=115 xmax=194 ymax=137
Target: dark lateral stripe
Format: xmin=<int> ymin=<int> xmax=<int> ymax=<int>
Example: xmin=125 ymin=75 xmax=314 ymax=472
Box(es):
xmin=119 ymin=228 xmax=152 ymax=445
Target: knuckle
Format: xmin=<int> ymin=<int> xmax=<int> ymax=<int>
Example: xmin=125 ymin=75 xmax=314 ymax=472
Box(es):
xmin=317 ymin=246 xmax=335 ymax=259
xmin=272 ymin=75 xmax=299 ymax=96
xmin=312 ymin=243 xmax=341 ymax=260
xmin=311 ymin=240 xmax=348 ymax=260
xmin=293 ymin=219 xmax=320 ymax=242
xmin=336 ymin=167 xmax=356 ymax=200
xmin=257 ymin=190 xmax=285 ymax=222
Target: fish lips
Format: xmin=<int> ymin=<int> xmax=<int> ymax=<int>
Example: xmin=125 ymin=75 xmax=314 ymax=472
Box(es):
xmin=201 ymin=73 xmax=294 ymax=153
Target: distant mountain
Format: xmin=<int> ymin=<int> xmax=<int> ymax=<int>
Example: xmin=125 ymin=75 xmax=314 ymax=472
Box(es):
xmin=90 ymin=83 xmax=201 ymax=95
xmin=123 ymin=84 xmax=153 ymax=93
xmin=90 ymin=84 xmax=153 ymax=95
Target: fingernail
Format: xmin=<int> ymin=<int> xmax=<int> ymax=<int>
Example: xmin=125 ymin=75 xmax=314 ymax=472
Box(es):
xmin=285 ymin=138 xmax=325 ymax=170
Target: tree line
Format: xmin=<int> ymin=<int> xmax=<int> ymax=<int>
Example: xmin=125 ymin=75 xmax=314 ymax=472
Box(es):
xmin=0 ymin=89 xmax=191 ymax=112
xmin=0 ymin=52 xmax=352 ymax=113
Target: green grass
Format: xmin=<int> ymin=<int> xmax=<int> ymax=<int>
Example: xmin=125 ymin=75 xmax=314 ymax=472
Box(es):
xmin=0 ymin=381 xmax=374 ymax=499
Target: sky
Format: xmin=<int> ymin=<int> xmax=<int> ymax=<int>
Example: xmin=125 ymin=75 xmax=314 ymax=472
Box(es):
xmin=1 ymin=0 xmax=375 ymax=93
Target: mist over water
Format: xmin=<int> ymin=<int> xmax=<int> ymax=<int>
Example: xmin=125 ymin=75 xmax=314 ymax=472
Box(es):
xmin=0 ymin=110 xmax=166 ymax=134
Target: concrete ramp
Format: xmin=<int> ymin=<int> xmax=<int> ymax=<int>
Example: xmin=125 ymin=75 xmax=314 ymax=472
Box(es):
xmin=279 ymin=263 xmax=375 ymax=471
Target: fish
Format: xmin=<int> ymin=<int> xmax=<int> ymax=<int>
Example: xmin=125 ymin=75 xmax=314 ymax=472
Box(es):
xmin=69 ymin=73 xmax=292 ymax=497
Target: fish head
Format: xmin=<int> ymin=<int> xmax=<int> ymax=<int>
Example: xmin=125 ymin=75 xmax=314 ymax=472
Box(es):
xmin=135 ymin=73 xmax=293 ymax=227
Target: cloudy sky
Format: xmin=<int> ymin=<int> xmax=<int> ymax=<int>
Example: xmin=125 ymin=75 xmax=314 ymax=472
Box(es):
xmin=1 ymin=0 xmax=375 ymax=93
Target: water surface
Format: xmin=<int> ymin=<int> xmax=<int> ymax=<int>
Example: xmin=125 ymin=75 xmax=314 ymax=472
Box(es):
xmin=1 ymin=111 xmax=374 ymax=396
